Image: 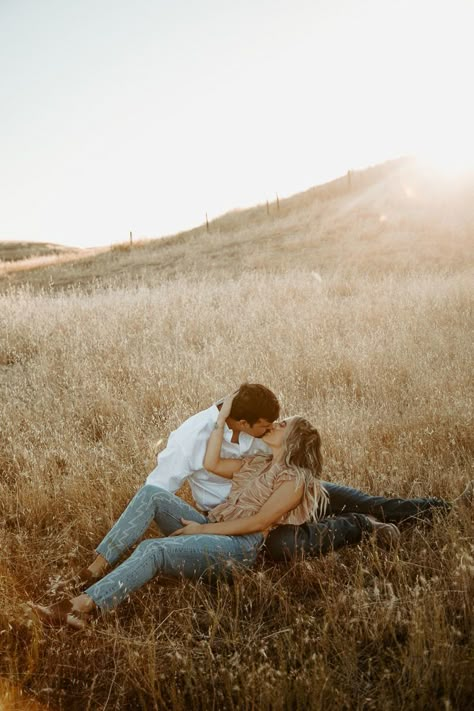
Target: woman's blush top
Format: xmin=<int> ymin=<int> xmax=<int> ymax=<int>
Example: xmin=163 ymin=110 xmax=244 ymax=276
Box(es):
xmin=207 ymin=455 xmax=326 ymax=526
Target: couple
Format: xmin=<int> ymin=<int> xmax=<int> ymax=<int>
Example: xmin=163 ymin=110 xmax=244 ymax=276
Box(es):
xmin=32 ymin=383 xmax=471 ymax=629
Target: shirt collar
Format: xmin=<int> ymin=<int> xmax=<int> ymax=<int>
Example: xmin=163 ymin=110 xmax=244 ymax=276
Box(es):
xmin=238 ymin=431 xmax=255 ymax=449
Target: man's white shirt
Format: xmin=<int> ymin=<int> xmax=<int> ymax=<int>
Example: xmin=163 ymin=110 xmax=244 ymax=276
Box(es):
xmin=146 ymin=405 xmax=271 ymax=511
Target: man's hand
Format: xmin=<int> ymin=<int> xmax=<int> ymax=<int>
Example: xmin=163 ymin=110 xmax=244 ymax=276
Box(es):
xmin=170 ymin=518 xmax=205 ymax=536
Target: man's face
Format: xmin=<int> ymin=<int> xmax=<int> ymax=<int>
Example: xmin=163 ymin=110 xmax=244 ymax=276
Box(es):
xmin=243 ymin=418 xmax=275 ymax=438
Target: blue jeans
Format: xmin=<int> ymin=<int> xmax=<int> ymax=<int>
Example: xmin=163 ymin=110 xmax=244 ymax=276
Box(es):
xmin=265 ymin=480 xmax=451 ymax=561
xmin=86 ymin=485 xmax=263 ymax=610
xmin=322 ymin=480 xmax=450 ymax=522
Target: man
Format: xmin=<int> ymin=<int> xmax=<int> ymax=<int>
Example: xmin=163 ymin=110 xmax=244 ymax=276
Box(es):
xmin=56 ymin=383 xmax=458 ymax=591
xmin=146 ymin=383 xmax=277 ymax=512
xmin=55 ymin=383 xmax=279 ymax=590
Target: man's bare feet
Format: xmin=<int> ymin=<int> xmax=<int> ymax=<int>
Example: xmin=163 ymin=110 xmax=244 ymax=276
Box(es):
xmin=50 ymin=567 xmax=101 ymax=595
xmin=50 ymin=555 xmax=109 ymax=594
xmin=366 ymin=516 xmax=401 ymax=548
xmin=29 ymin=596 xmax=94 ymax=630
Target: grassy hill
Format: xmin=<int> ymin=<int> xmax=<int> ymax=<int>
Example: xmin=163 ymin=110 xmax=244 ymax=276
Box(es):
xmin=0 ymin=157 xmax=473 ymax=710
xmin=2 ymin=157 xmax=472 ymax=292
xmin=0 ymin=240 xmax=75 ymax=263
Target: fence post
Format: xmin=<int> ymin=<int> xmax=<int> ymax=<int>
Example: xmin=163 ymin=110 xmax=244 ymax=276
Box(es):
xmin=129 ymin=230 xmax=133 ymax=246
xmin=276 ymin=193 xmax=280 ymax=211
xmin=206 ymin=213 xmax=209 ymax=232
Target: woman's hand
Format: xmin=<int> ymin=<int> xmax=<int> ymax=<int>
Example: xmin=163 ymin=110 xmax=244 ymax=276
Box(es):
xmin=217 ymin=392 xmax=237 ymax=421
xmin=170 ymin=518 xmax=205 ymax=536
xmin=204 ymin=390 xmax=245 ymax=478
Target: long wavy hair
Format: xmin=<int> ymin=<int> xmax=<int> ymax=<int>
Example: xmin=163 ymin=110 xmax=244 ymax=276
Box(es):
xmin=276 ymin=417 xmax=328 ymax=520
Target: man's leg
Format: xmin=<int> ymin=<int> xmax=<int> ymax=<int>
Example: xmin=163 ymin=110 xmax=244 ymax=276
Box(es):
xmin=265 ymin=513 xmax=373 ymax=562
xmin=322 ymin=480 xmax=451 ymax=523
xmin=95 ymin=484 xmax=206 ymax=566
xmin=86 ymin=532 xmax=264 ymax=610
xmin=50 ymin=485 xmax=212 ymax=595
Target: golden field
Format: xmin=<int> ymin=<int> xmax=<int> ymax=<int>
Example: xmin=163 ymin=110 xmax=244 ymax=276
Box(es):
xmin=0 ymin=159 xmax=473 ymax=710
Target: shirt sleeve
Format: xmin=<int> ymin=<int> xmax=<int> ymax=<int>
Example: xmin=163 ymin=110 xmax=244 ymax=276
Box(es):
xmin=145 ymin=431 xmax=193 ymax=492
xmin=273 ymin=468 xmax=298 ymax=489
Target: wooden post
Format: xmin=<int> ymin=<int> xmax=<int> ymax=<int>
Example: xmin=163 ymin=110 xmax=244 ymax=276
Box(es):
xmin=276 ymin=193 xmax=280 ymax=211
xmin=129 ymin=230 xmax=133 ymax=246
xmin=206 ymin=213 xmax=209 ymax=232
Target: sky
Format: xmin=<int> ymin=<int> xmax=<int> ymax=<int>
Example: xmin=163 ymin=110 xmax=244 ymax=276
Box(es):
xmin=1 ymin=0 xmax=473 ymax=248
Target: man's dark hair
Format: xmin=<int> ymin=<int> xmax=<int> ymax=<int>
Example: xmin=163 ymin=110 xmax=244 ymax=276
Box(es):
xmin=230 ymin=383 xmax=280 ymax=425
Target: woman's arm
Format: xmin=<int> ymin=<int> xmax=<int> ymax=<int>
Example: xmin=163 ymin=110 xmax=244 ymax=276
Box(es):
xmin=171 ymin=480 xmax=304 ymax=536
xmin=203 ymin=394 xmax=244 ymax=478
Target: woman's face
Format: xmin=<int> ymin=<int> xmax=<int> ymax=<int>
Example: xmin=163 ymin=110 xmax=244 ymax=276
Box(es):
xmin=262 ymin=417 xmax=297 ymax=448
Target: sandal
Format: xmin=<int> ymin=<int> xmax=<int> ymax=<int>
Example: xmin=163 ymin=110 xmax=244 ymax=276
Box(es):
xmin=29 ymin=599 xmax=89 ymax=630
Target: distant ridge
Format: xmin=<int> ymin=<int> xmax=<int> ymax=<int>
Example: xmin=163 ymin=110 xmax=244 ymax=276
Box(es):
xmin=1 ymin=156 xmax=472 ymax=292
xmin=0 ymin=241 xmax=76 ymax=263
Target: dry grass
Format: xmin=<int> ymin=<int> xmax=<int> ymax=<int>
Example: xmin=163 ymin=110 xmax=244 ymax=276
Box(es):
xmin=2 ymin=158 xmax=473 ymax=293
xmin=0 ymin=246 xmax=110 ymax=279
xmin=0 ymin=242 xmax=75 ymax=264
xmin=0 ymin=161 xmax=473 ymax=709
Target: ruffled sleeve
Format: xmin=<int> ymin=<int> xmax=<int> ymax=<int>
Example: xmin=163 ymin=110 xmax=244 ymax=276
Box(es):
xmin=270 ymin=466 xmax=328 ymax=524
xmin=273 ymin=468 xmax=301 ymax=488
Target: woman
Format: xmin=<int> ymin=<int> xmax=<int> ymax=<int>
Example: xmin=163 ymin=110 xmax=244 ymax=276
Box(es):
xmin=30 ymin=395 xmax=398 ymax=630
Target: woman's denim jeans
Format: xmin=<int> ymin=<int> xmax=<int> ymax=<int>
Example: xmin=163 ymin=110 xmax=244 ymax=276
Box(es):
xmin=85 ymin=480 xmax=451 ymax=607
xmin=321 ymin=480 xmax=450 ymax=522
xmin=86 ymin=485 xmax=263 ymax=610
xmin=265 ymin=480 xmax=451 ymax=561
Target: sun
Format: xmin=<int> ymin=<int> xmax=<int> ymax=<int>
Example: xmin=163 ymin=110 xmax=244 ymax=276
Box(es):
xmin=421 ymin=151 xmax=474 ymax=179
xmin=416 ymin=135 xmax=474 ymax=180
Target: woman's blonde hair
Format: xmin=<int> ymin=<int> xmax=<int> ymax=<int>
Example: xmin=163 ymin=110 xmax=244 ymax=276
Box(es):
xmin=279 ymin=417 xmax=328 ymax=520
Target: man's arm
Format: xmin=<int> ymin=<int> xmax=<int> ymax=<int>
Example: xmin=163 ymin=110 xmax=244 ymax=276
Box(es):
xmin=146 ymin=435 xmax=193 ymax=492
xmin=146 ymin=445 xmax=192 ymax=494
xmin=171 ymin=480 xmax=304 ymax=536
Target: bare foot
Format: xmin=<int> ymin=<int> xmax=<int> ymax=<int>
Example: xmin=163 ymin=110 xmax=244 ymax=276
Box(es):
xmin=50 ymin=568 xmax=97 ymax=594
xmin=50 ymin=557 xmax=109 ymax=594
xmin=29 ymin=599 xmax=90 ymax=630
xmin=30 ymin=593 xmax=96 ymax=631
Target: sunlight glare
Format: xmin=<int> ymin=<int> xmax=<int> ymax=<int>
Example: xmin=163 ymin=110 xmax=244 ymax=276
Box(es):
xmin=418 ymin=146 xmax=474 ymax=179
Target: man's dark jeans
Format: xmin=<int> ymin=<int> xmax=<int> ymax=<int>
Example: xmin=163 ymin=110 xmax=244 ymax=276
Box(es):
xmin=265 ymin=480 xmax=451 ymax=562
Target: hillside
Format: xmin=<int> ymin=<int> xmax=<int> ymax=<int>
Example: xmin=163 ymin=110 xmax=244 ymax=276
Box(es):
xmin=1 ymin=157 xmax=473 ymax=292
xmin=0 ymin=240 xmax=75 ymax=263
xmin=1 ymin=156 xmax=473 ymax=710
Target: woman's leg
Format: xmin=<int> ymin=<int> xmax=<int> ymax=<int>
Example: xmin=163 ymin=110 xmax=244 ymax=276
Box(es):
xmin=86 ymin=532 xmax=264 ymax=610
xmin=321 ymin=480 xmax=451 ymax=523
xmin=265 ymin=513 xmax=373 ymax=562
